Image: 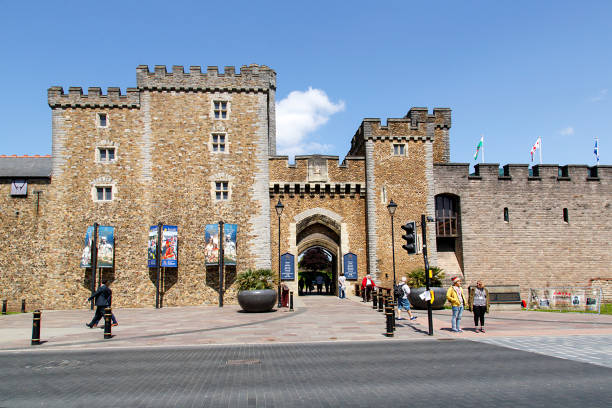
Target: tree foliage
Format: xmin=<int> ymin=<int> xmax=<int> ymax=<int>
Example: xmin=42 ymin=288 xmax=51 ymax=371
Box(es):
xmin=407 ymin=266 xmax=445 ymax=287
xmin=236 ymin=269 xmax=277 ymax=291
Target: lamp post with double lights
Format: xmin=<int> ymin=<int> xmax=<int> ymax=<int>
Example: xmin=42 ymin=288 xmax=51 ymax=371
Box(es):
xmin=275 ymin=199 xmax=284 ymax=309
xmin=387 ymin=200 xmax=398 ymax=291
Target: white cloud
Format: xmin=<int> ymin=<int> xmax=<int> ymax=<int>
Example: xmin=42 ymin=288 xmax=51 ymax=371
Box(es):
xmin=590 ymin=89 xmax=608 ymax=102
xmin=559 ymin=127 xmax=574 ymax=136
xmin=276 ymin=87 xmax=345 ymax=156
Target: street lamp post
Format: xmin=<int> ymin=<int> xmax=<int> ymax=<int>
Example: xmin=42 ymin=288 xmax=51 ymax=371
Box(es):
xmin=387 ymin=200 xmax=398 ymax=292
xmin=275 ymin=199 xmax=284 ymax=309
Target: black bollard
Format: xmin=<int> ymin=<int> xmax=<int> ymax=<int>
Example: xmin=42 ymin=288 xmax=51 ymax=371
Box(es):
xmin=372 ymin=291 xmax=378 ymax=309
xmin=2 ymin=300 xmax=6 ymax=315
xmin=389 ymin=298 xmax=396 ymax=331
xmin=385 ymin=304 xmax=394 ymax=337
xmin=31 ymin=310 xmax=41 ymax=345
xmin=21 ymin=299 xmax=26 ymax=313
xmin=289 ymin=291 xmax=294 ymax=311
xmin=104 ymin=308 xmax=112 ymax=339
xmin=378 ymin=294 xmax=384 ymax=312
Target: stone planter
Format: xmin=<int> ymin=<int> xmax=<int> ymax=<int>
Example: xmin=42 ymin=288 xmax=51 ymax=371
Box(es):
xmin=237 ymin=289 xmax=277 ymax=312
xmin=408 ymin=287 xmax=447 ymax=310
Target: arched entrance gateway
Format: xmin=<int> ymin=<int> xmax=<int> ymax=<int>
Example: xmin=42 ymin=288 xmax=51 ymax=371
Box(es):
xmin=292 ymin=208 xmax=345 ymax=297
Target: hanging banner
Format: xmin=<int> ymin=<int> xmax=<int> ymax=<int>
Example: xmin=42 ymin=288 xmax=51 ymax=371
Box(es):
xmin=281 ymin=253 xmax=295 ymax=280
xmin=147 ymin=226 xmax=158 ymax=267
xmin=97 ymin=226 xmax=115 ymax=268
xmin=80 ymin=226 xmax=94 ymax=268
xmin=161 ymin=225 xmax=178 ymax=267
xmin=223 ymin=224 xmax=237 ymax=266
xmin=343 ymin=252 xmax=358 ymax=280
xmin=204 ymin=224 xmax=220 ymax=265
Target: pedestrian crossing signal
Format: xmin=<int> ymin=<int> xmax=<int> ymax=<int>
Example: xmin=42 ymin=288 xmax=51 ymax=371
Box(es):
xmin=401 ymin=221 xmax=417 ymax=254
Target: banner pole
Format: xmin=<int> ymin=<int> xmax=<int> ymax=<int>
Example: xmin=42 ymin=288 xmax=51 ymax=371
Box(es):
xmin=219 ymin=221 xmax=225 ymax=307
xmin=91 ymin=223 xmax=99 ymax=311
xmin=156 ymin=222 xmax=162 ymax=309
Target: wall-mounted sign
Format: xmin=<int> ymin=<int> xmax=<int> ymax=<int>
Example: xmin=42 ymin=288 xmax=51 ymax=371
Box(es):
xmin=343 ymin=253 xmax=357 ymax=280
xmin=10 ymin=180 xmax=27 ymax=196
xmin=281 ymin=253 xmax=295 ymax=280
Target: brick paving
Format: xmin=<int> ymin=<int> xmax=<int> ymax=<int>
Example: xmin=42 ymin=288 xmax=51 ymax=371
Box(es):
xmin=1 ymin=295 xmax=612 ymax=352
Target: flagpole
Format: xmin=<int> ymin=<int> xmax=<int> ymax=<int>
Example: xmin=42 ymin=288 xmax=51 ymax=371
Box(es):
xmin=481 ymin=134 xmax=485 ymax=163
xmin=539 ymin=137 xmax=543 ymax=164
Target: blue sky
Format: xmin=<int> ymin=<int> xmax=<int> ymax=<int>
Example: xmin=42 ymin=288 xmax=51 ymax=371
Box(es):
xmin=1 ymin=0 xmax=610 ymax=167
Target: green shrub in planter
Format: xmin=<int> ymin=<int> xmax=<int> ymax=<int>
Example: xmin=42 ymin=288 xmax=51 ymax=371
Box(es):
xmin=407 ymin=266 xmax=445 ymax=288
xmin=236 ymin=269 xmax=277 ymax=290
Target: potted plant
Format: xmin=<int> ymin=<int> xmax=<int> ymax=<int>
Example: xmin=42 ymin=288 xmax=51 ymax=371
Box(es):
xmin=407 ymin=266 xmax=448 ymax=310
xmin=236 ymin=269 xmax=278 ymax=312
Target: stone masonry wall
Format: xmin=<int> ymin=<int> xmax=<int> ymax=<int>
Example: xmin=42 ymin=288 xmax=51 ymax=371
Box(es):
xmin=434 ymin=163 xmax=612 ymax=299
xmin=0 ymin=178 xmax=50 ymax=312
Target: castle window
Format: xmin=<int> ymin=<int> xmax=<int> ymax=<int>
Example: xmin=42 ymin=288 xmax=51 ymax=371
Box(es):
xmin=211 ymin=133 xmax=226 ymax=152
xmin=563 ymin=208 xmax=569 ymax=223
xmin=96 ymin=186 xmax=113 ymax=201
xmin=213 ymin=101 xmax=228 ymax=119
xmin=393 ymin=144 xmax=406 ymax=156
xmin=97 ymin=113 xmax=108 ymax=128
xmin=504 ymin=207 xmax=509 ymax=223
xmin=215 ymin=181 xmax=229 ymax=201
xmin=98 ymin=147 xmax=115 ymax=162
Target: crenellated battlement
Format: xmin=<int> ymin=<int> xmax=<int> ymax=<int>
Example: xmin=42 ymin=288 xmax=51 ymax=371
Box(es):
xmin=269 ymin=155 xmax=365 ymax=186
xmin=348 ymin=107 xmax=451 ymax=156
xmin=136 ymin=64 xmax=276 ymax=92
xmin=434 ymin=162 xmax=612 ymax=185
xmin=48 ymin=86 xmax=140 ymax=108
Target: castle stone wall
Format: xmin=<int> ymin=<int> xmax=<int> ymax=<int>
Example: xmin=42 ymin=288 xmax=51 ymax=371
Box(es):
xmin=434 ymin=163 xmax=612 ymax=299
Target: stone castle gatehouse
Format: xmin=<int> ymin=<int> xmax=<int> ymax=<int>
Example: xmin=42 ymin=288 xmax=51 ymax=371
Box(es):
xmin=0 ymin=64 xmax=610 ymax=310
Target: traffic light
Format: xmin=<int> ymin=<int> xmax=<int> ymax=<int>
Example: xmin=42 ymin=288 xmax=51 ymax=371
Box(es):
xmin=401 ymin=221 xmax=417 ymax=254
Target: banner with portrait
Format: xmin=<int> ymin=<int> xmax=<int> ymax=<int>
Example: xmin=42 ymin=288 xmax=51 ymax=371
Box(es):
xmin=80 ymin=226 xmax=114 ymax=268
xmin=204 ymin=224 xmax=220 ymax=265
xmin=161 ymin=225 xmax=178 ymax=267
xmin=222 ymin=224 xmax=237 ymax=266
xmin=97 ymin=226 xmax=115 ymax=268
xmin=80 ymin=226 xmax=94 ymax=268
xmin=147 ymin=226 xmax=158 ymax=267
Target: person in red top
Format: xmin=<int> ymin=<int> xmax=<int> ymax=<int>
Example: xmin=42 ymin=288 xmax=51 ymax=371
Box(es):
xmin=361 ymin=274 xmax=375 ymax=302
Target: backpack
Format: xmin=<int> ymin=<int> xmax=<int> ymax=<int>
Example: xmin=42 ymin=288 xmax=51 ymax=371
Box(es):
xmin=394 ymin=283 xmax=404 ymax=298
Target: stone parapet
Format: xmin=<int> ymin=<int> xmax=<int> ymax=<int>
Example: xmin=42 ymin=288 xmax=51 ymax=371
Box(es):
xmin=48 ymin=87 xmax=140 ymax=108
xmin=136 ymin=64 xmax=276 ymax=92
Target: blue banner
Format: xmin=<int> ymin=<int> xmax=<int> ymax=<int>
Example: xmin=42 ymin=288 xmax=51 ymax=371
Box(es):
xmin=343 ymin=253 xmax=358 ymax=280
xmin=281 ymin=253 xmax=295 ymax=281
xmin=148 ymin=226 xmax=158 ymax=267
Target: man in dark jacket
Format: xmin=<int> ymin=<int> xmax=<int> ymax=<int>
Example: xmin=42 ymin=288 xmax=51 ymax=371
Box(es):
xmin=86 ymin=280 xmax=117 ymax=328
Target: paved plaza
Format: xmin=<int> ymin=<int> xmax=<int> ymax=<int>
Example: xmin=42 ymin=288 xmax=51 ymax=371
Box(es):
xmin=1 ymin=295 xmax=611 ymax=407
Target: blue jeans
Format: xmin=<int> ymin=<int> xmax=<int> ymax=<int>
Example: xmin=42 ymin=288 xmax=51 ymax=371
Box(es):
xmin=451 ymin=306 xmax=464 ymax=331
xmin=338 ymin=287 xmax=346 ymax=299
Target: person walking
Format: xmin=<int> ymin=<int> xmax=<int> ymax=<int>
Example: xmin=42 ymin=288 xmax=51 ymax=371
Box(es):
xmin=315 ymin=275 xmax=324 ymax=294
xmin=468 ymin=280 xmax=490 ymax=332
xmin=446 ymin=276 xmax=466 ymax=332
xmin=396 ymin=276 xmax=417 ymax=321
xmin=361 ymin=274 xmax=375 ymax=302
xmin=85 ymin=280 xmax=117 ymax=328
xmin=338 ymin=272 xmax=347 ymax=299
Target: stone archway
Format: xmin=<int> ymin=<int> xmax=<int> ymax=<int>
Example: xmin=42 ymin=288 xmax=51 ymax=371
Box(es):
xmin=291 ymin=208 xmax=347 ymax=297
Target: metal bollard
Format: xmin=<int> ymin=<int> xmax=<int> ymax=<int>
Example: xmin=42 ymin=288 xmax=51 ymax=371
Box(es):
xmin=31 ymin=310 xmax=41 ymax=345
xmin=378 ymin=294 xmax=384 ymax=312
xmin=2 ymin=300 xmax=6 ymax=315
xmin=21 ymin=299 xmax=26 ymax=313
xmin=372 ymin=291 xmax=378 ymax=309
xmin=389 ymin=298 xmax=396 ymax=331
xmin=385 ymin=304 xmax=394 ymax=337
xmin=289 ymin=291 xmax=294 ymax=311
xmin=104 ymin=308 xmax=112 ymax=339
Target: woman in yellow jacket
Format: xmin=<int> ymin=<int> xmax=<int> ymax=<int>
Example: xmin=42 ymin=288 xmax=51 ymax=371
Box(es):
xmin=446 ymin=276 xmax=466 ymax=332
